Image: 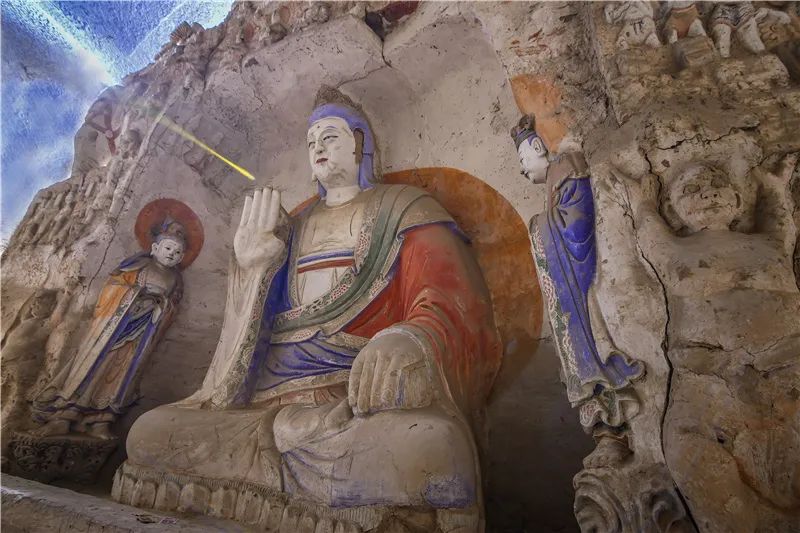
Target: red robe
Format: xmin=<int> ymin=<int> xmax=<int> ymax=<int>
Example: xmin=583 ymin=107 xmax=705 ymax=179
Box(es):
xmin=344 ymin=223 xmax=501 ymax=419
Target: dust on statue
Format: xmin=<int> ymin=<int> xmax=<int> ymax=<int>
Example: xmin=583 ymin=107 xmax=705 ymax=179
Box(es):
xmin=9 ymin=200 xmax=203 ymax=484
xmin=113 ymin=86 xmax=502 ymax=533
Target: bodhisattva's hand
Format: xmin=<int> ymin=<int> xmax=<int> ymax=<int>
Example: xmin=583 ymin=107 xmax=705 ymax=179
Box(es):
xmin=234 ymin=187 xmax=286 ymax=269
xmin=348 ymin=330 xmax=434 ymax=416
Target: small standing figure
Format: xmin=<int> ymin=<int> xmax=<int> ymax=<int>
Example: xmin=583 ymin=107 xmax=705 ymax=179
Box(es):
xmin=49 ymin=190 xmax=80 ymax=248
xmin=30 ymin=191 xmax=66 ymax=245
xmin=660 ymin=1 xmax=707 ymax=44
xmin=31 ymin=200 xmax=203 ymax=440
xmin=710 ymin=1 xmax=790 ymax=58
xmin=604 ymin=1 xmax=662 ymax=50
xmin=13 ymin=192 xmax=50 ymax=247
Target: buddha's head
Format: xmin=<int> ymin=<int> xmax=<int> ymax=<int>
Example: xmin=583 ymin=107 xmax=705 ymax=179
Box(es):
xmin=308 ymin=86 xmax=378 ymax=196
xmin=665 ymin=162 xmax=751 ymax=233
xmin=151 ymin=219 xmax=186 ymax=268
xmin=511 ymin=115 xmax=549 ymax=184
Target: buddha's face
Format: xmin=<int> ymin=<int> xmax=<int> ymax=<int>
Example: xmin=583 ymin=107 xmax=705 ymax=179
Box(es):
xmin=151 ymin=237 xmax=185 ymax=268
xmin=669 ymin=164 xmax=747 ymax=233
xmin=307 ymin=117 xmax=359 ymax=190
xmin=518 ymin=136 xmax=549 ymax=183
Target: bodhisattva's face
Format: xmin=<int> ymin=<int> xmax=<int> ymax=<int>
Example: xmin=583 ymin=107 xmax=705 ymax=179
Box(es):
xmin=307 ymin=117 xmax=359 ymax=190
xmin=669 ymin=164 xmax=746 ymax=233
xmin=518 ymin=136 xmax=549 ymax=183
xmin=151 ymin=238 xmax=185 ymax=268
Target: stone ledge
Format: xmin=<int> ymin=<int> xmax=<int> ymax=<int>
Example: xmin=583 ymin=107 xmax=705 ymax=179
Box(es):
xmin=0 ymin=474 xmax=251 ymax=532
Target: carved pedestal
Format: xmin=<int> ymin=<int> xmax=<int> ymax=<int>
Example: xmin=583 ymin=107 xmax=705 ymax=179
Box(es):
xmin=8 ymin=432 xmax=118 ymax=484
xmin=574 ymin=463 xmax=695 ymax=533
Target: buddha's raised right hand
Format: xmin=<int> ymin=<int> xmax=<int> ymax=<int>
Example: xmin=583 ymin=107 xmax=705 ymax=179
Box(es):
xmin=234 ymin=187 xmax=286 ymax=269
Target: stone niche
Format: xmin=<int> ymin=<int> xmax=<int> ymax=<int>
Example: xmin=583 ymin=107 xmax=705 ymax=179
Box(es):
xmin=1 ymin=3 xmax=590 ymax=532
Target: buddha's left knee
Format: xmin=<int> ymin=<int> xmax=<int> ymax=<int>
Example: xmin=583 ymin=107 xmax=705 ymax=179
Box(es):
xmin=333 ymin=408 xmax=478 ymax=508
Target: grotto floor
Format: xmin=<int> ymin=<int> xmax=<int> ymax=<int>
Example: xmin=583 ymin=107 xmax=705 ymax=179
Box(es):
xmin=1 ymin=474 xmax=250 ymax=532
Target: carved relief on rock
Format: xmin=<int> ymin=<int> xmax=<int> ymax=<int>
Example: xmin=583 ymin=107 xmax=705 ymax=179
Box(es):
xmin=604 ymin=1 xmax=662 ymax=50
xmin=659 ymin=1 xmax=707 ymax=44
xmin=1 ymin=289 xmax=64 ymax=457
xmin=710 ymin=2 xmax=759 ymax=57
xmin=113 ymin=86 xmax=502 ymax=532
xmin=611 ymin=147 xmax=800 ymax=532
xmin=574 ymin=463 xmax=695 ymax=533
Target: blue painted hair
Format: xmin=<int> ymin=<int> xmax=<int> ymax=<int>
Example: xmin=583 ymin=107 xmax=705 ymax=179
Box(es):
xmin=308 ymin=103 xmax=377 ymax=197
xmin=511 ymin=114 xmax=548 ymax=153
xmin=153 ymin=217 xmax=187 ymax=247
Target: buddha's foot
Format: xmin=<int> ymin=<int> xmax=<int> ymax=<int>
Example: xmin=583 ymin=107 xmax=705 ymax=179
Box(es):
xmin=29 ymin=419 xmax=70 ymax=438
xmin=87 ymin=422 xmax=115 ymax=440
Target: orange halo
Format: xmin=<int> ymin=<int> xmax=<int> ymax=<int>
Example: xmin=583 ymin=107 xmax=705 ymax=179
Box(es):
xmin=134 ymin=199 xmax=204 ymax=270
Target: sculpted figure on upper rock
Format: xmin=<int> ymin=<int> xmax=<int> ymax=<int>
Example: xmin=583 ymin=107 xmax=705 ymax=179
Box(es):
xmin=117 ymin=87 xmax=501 ymax=532
xmin=14 ymin=191 xmax=51 ymax=247
xmin=710 ymin=1 xmax=791 ymax=58
xmin=604 ymin=1 xmax=661 ymax=50
xmin=614 ymin=154 xmax=800 ymax=532
xmin=31 ymin=206 xmax=202 ymax=441
xmin=659 ymin=1 xmax=706 ymax=44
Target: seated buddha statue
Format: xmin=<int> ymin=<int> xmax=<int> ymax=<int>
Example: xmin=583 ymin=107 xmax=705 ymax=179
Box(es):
xmin=115 ymin=87 xmax=502 ymax=532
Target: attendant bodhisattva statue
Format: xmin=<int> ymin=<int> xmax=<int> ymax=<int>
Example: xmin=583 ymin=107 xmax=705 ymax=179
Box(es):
xmin=32 ymin=202 xmax=203 ymax=441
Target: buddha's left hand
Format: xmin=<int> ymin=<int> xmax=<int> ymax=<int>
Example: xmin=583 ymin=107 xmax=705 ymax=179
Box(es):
xmin=348 ymin=328 xmax=434 ymax=416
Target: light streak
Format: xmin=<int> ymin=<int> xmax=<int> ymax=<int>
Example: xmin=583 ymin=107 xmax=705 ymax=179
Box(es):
xmin=156 ymin=114 xmax=256 ymax=181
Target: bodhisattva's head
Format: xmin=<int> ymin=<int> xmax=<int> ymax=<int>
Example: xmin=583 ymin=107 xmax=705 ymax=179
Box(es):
xmin=511 ymin=115 xmax=549 ymax=184
xmin=518 ymin=136 xmax=549 ymax=184
xmin=151 ymin=237 xmax=185 ymax=268
xmin=150 ymin=220 xmax=187 ymax=268
xmin=666 ymin=163 xmax=750 ymax=233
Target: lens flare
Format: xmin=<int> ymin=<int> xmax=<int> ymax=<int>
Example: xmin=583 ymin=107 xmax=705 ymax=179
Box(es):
xmin=156 ymin=114 xmax=255 ymax=180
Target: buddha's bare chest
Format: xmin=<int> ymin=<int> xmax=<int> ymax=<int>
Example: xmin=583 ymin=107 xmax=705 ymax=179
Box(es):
xmin=298 ymin=201 xmax=366 ymax=256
